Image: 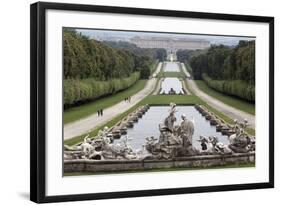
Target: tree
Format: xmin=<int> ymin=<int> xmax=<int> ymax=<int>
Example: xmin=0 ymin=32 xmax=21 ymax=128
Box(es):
xmin=188 ymin=41 xmax=255 ymax=102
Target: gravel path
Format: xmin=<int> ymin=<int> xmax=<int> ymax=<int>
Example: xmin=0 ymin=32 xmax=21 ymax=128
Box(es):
xmin=181 ymin=79 xmax=191 ymax=95
xmin=64 ymin=63 xmax=162 ymax=140
xmin=179 ymin=63 xmax=192 ymax=94
xmin=187 ymin=79 xmax=255 ymax=128
xmin=152 ymin=78 xmax=163 ymax=95
xmin=180 ymin=63 xmax=191 ymax=78
xmin=152 ymin=62 xmax=162 ymax=78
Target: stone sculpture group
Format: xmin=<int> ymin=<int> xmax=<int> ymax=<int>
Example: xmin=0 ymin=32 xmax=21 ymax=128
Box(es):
xmin=64 ymin=103 xmax=255 ymax=161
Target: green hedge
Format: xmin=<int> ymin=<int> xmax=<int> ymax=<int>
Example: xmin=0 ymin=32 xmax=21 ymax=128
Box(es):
xmin=202 ymin=73 xmax=255 ymax=102
xmin=64 ymin=72 xmax=140 ymax=106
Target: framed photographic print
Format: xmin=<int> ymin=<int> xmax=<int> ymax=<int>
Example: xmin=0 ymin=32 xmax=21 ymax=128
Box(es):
xmin=30 ymin=1 xmax=274 ymax=203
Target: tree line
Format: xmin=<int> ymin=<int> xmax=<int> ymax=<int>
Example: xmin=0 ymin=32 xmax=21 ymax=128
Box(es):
xmin=104 ymin=41 xmax=167 ymax=62
xmin=63 ymin=29 xmax=166 ymax=107
xmin=180 ymin=41 xmax=255 ymax=102
xmin=176 ymin=49 xmax=206 ymax=64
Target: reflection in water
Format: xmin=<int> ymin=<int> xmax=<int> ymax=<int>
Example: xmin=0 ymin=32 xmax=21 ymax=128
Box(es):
xmin=114 ymin=106 xmax=229 ymax=151
xmin=160 ymin=78 xmax=183 ymax=94
xmin=163 ymin=62 xmax=180 ymax=72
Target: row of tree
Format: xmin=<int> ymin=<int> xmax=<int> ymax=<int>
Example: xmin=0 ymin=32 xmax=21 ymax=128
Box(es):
xmin=64 ymin=72 xmax=140 ymax=107
xmin=188 ymin=41 xmax=255 ymax=83
xmin=64 ymin=29 xmax=139 ymax=80
xmin=176 ymin=49 xmax=206 ymax=64
xmin=202 ymin=73 xmax=255 ymax=102
xmin=63 ymin=29 xmax=167 ymax=107
xmin=183 ymin=41 xmax=255 ymax=102
xmin=104 ymin=41 xmax=167 ymax=62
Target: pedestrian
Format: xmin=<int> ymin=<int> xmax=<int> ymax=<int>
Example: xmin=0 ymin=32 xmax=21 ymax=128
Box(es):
xmin=97 ymin=109 xmax=100 ymax=116
xmin=101 ymin=109 xmax=103 ymax=116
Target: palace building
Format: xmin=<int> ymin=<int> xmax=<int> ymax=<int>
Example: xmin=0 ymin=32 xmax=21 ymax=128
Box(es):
xmin=130 ymin=36 xmax=210 ymax=53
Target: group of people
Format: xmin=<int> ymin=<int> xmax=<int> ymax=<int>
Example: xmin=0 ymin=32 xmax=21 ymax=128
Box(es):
xmin=124 ymin=96 xmax=132 ymax=103
xmin=97 ymin=109 xmax=104 ymax=117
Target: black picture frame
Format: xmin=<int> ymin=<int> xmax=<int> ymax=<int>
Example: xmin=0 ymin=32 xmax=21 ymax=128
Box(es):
xmin=30 ymin=1 xmax=274 ymax=203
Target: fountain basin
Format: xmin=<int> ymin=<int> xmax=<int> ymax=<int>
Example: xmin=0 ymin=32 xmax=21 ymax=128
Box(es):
xmin=114 ymin=105 xmax=229 ymax=151
xmin=64 ymin=153 xmax=255 ymax=173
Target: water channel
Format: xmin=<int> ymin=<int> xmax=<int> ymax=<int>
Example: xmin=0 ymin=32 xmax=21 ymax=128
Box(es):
xmin=163 ymin=62 xmax=180 ymax=72
xmin=114 ymin=106 xmax=229 ymax=151
xmin=160 ymin=77 xmax=184 ymax=94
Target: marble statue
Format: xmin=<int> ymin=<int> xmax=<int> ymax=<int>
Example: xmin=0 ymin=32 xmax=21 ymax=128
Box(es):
xmin=64 ymin=127 xmax=138 ymax=160
xmin=145 ymin=103 xmax=197 ymax=159
xmin=197 ymin=119 xmax=255 ymax=155
xmin=164 ymin=102 xmax=177 ymax=132
xmin=228 ymin=119 xmax=255 ymax=153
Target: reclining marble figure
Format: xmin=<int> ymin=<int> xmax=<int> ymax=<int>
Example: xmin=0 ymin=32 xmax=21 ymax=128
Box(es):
xmin=64 ymin=126 xmax=138 ymax=160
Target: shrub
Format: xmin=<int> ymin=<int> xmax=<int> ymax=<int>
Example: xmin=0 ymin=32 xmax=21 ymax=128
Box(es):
xmin=202 ymin=73 xmax=255 ymax=102
xmin=64 ymin=72 xmax=140 ymax=107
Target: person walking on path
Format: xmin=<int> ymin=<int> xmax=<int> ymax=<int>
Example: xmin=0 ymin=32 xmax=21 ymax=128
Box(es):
xmin=97 ymin=109 xmax=100 ymax=117
xmin=101 ymin=109 xmax=103 ymax=117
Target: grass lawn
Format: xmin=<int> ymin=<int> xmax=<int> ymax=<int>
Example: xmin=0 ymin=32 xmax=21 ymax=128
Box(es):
xmin=157 ymin=63 xmax=186 ymax=78
xmin=158 ymin=71 xmax=186 ymax=78
xmin=64 ymin=162 xmax=255 ymax=176
xmin=144 ymin=94 xmax=202 ymax=105
xmin=195 ymin=80 xmax=255 ymax=115
xmin=64 ymin=80 xmax=147 ymax=124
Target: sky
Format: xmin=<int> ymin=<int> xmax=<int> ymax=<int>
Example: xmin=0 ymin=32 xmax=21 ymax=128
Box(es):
xmin=75 ymin=28 xmax=255 ymax=46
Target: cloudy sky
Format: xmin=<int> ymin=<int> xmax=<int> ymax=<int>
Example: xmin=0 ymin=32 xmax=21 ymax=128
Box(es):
xmin=75 ymin=28 xmax=255 ymax=46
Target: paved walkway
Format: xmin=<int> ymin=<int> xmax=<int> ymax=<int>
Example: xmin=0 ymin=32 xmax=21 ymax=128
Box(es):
xmin=187 ymin=79 xmax=255 ymax=128
xmin=152 ymin=78 xmax=163 ymax=95
xmin=180 ymin=63 xmax=191 ymax=78
xmin=64 ymin=63 xmax=162 ymax=140
xmin=179 ymin=63 xmax=191 ymax=95
xmin=152 ymin=62 xmax=163 ymax=78
xmin=181 ymin=79 xmax=191 ymax=95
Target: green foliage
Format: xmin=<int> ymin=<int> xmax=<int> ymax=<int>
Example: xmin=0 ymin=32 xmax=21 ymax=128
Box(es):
xmin=140 ymin=65 xmax=151 ymax=79
xmin=64 ymin=72 xmax=140 ymax=107
xmin=64 ymin=29 xmax=152 ymax=80
xmin=154 ymin=48 xmax=167 ymax=61
xmin=202 ymin=73 xmax=255 ymax=102
xmin=176 ymin=49 xmax=207 ymax=64
xmin=189 ymin=41 xmax=255 ymax=84
xmin=104 ymin=41 xmax=167 ymax=62
xmin=64 ymin=80 xmax=147 ymax=124
xmin=159 ymin=72 xmax=186 ymax=78
xmin=188 ymin=41 xmax=255 ymax=101
xmin=63 ymin=29 xmax=161 ymax=107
